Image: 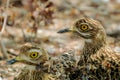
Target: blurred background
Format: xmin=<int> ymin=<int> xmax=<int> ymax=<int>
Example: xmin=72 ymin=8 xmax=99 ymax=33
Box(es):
xmin=0 ymin=0 xmax=120 ymax=79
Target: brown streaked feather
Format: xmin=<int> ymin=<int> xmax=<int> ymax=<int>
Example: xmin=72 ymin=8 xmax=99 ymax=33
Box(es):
xmin=59 ymin=18 xmax=120 ymax=80
xmin=13 ymin=43 xmax=58 ymax=80
xmin=14 ymin=67 xmax=56 ymax=80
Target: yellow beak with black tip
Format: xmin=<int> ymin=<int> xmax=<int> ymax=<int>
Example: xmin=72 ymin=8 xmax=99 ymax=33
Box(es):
xmin=7 ymin=56 xmax=24 ymax=64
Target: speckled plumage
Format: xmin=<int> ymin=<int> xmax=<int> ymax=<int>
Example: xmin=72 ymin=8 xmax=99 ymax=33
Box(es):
xmin=8 ymin=43 xmax=77 ymax=80
xmin=14 ymin=67 xmax=56 ymax=80
xmin=50 ymin=50 xmax=77 ymax=80
xmin=58 ymin=18 xmax=120 ymax=80
xmin=9 ymin=43 xmax=57 ymax=80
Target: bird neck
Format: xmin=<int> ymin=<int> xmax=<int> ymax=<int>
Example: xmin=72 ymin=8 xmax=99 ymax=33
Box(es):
xmin=81 ymin=32 xmax=107 ymax=62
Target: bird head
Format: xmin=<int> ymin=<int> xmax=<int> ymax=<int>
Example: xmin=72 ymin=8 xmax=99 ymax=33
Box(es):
xmin=8 ymin=43 xmax=48 ymax=65
xmin=58 ymin=18 xmax=106 ymax=43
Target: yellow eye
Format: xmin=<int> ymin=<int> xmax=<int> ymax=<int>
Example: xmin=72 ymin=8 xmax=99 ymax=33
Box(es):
xmin=29 ymin=52 xmax=39 ymax=59
xmin=80 ymin=24 xmax=88 ymax=31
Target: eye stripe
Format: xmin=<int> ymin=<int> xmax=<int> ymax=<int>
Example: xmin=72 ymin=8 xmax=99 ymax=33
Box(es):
xmin=28 ymin=49 xmax=41 ymax=53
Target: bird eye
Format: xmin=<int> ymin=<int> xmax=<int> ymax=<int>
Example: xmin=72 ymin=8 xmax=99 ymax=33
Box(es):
xmin=79 ymin=24 xmax=88 ymax=31
xmin=29 ymin=52 xmax=39 ymax=59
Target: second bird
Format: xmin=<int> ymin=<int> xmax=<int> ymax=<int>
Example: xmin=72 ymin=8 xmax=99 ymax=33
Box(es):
xmin=58 ymin=17 xmax=120 ymax=80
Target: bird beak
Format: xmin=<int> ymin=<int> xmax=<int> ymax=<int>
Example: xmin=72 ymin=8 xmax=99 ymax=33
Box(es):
xmin=15 ymin=56 xmax=24 ymax=61
xmin=57 ymin=28 xmax=74 ymax=33
xmin=7 ymin=58 xmax=17 ymax=64
xmin=7 ymin=56 xmax=24 ymax=64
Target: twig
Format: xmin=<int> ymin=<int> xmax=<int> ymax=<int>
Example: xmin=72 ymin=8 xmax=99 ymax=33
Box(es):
xmin=0 ymin=0 xmax=9 ymax=35
xmin=7 ymin=50 xmax=18 ymax=56
xmin=0 ymin=0 xmax=10 ymax=59
xmin=20 ymin=26 xmax=27 ymax=42
xmin=0 ymin=41 xmax=8 ymax=59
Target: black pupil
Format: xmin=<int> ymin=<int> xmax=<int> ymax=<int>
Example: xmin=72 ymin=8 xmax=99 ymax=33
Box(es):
xmin=32 ymin=54 xmax=36 ymax=56
xmin=83 ymin=26 xmax=86 ymax=28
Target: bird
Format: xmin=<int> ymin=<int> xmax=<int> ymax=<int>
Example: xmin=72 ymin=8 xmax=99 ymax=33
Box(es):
xmin=50 ymin=50 xmax=77 ymax=80
xmin=7 ymin=43 xmax=57 ymax=80
xmin=58 ymin=17 xmax=120 ymax=80
xmin=7 ymin=43 xmax=77 ymax=80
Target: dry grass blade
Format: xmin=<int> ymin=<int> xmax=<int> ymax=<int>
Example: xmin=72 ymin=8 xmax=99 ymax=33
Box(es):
xmin=0 ymin=0 xmax=10 ymax=59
